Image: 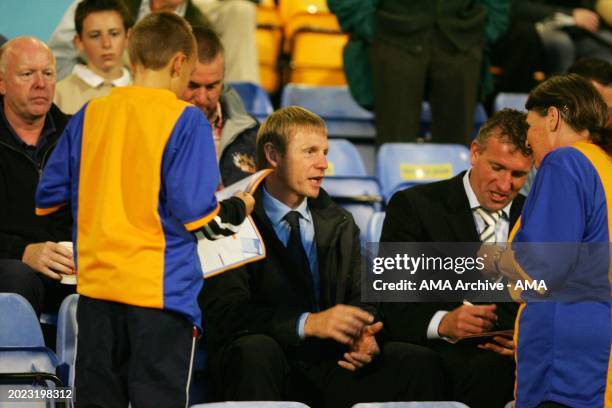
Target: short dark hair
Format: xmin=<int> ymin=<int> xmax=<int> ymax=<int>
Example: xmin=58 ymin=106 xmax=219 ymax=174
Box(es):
xmin=567 ymin=57 xmax=612 ymax=86
xmin=128 ymin=12 xmax=195 ymax=70
xmin=475 ymin=108 xmax=532 ymax=156
xmin=75 ymin=0 xmax=132 ymax=36
xmin=256 ymin=106 xmax=327 ymax=170
xmin=526 ymin=74 xmax=611 ymax=153
xmin=191 ymin=26 xmax=224 ymax=64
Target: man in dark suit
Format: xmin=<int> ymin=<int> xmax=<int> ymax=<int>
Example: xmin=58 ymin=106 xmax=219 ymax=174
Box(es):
xmin=202 ymin=106 xmax=444 ymax=408
xmin=380 ymin=109 xmax=534 ymax=408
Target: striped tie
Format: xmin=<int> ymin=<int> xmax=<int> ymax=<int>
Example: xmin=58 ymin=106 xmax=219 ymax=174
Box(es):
xmin=476 ymin=207 xmax=502 ymax=243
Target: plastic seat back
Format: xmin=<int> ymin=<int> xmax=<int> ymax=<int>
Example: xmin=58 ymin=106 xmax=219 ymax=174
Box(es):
xmin=281 ymin=84 xmax=374 ymax=138
xmin=494 ymin=93 xmax=528 ymax=112
xmin=228 ymin=82 xmax=273 ymax=122
xmin=376 ymin=143 xmax=470 ymax=202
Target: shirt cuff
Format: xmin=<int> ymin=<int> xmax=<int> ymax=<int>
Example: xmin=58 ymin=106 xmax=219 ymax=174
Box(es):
xmin=297 ymin=312 xmax=310 ymax=339
xmin=426 ymin=310 xmax=449 ymax=340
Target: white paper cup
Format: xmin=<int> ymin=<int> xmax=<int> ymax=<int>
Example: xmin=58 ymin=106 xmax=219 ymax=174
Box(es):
xmin=58 ymin=241 xmax=77 ymax=285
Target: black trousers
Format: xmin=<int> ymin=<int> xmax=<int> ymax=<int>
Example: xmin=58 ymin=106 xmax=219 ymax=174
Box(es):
xmin=75 ymin=296 xmax=197 ymax=408
xmin=431 ymin=341 xmax=515 ymax=408
xmin=210 ymin=334 xmax=445 ymax=408
xmin=0 ymin=259 xmax=75 ymax=317
xmin=372 ymin=30 xmax=482 ymax=146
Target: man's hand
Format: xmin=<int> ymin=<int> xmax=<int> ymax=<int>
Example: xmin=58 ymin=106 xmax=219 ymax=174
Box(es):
xmin=338 ymin=321 xmax=383 ymax=371
xmin=234 ymin=191 xmax=255 ymax=216
xmin=22 ymin=241 xmax=75 ymax=280
xmin=573 ymin=8 xmax=600 ymax=32
xmin=478 ymin=335 xmax=515 ymax=357
xmin=304 ymin=304 xmax=374 ymax=345
xmin=438 ymin=304 xmax=498 ymax=339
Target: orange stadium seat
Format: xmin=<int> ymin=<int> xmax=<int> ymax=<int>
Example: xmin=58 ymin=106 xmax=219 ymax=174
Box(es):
xmin=256 ymin=2 xmax=283 ymax=93
xmin=289 ymin=31 xmax=347 ymax=86
xmin=280 ymin=0 xmax=341 ymax=53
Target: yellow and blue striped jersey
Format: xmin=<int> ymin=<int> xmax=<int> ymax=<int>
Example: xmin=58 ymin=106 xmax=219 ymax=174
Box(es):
xmin=35 ymin=86 xmax=220 ymax=326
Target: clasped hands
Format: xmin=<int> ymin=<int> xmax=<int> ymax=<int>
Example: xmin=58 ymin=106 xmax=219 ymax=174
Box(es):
xmin=303 ymin=304 xmax=383 ymax=371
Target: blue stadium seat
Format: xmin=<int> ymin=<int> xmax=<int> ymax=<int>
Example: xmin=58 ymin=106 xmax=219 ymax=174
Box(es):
xmin=420 ymin=102 xmax=487 ymax=139
xmin=322 ymin=177 xmax=382 ymax=246
xmin=191 ymin=402 xmax=311 ymax=408
xmin=366 ymin=211 xmax=385 ymax=243
xmin=280 ymin=84 xmax=375 ymax=139
xmin=0 ymin=293 xmax=62 ymax=389
xmin=326 ymin=139 xmax=368 ymax=177
xmin=376 ymin=143 xmax=470 ymax=202
xmin=322 ymin=138 xmax=382 ymax=245
xmin=493 ymin=93 xmax=528 ymax=113
xmin=56 ymin=294 xmax=79 ymax=388
xmin=351 ymin=402 xmax=470 ymax=408
xmin=473 ymin=103 xmax=488 ymax=138
xmin=228 ymin=81 xmax=274 ymax=122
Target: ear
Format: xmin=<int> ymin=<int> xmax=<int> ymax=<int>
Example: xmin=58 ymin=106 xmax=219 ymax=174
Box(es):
xmin=546 ymin=106 xmax=560 ymax=132
xmin=170 ymin=52 xmax=187 ymax=78
xmin=73 ymin=34 xmax=84 ymax=53
xmin=469 ymin=140 xmax=481 ymax=166
xmin=264 ymin=142 xmax=280 ymax=168
xmin=0 ymin=76 xmax=5 ymax=96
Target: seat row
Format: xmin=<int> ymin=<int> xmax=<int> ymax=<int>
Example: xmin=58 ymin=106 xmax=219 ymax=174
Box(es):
xmin=323 ymin=139 xmax=471 ymax=244
xmin=0 ymin=292 xmax=517 ymax=407
xmin=255 ymin=0 xmax=348 ymax=92
xmin=231 ymin=81 xmax=528 ymax=141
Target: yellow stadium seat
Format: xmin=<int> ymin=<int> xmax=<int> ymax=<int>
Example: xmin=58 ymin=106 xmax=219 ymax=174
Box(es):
xmin=256 ymin=28 xmax=282 ymax=92
xmin=279 ymin=0 xmax=330 ymax=23
xmin=289 ymin=31 xmax=347 ymax=86
xmin=279 ymin=0 xmax=341 ymax=53
xmin=256 ymin=2 xmax=282 ymax=93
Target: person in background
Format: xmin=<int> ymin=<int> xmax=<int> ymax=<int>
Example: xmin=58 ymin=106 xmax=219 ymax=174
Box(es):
xmin=568 ymin=56 xmax=612 ymax=126
xmin=54 ymin=0 xmax=132 ymax=115
xmin=0 ymin=36 xmax=74 ymax=318
xmin=182 ymin=26 xmax=258 ymax=186
xmin=49 ymin=0 xmax=259 ymax=84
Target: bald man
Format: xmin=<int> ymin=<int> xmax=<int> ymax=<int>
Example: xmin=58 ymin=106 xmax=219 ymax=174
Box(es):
xmin=0 ymin=37 xmax=75 ymax=317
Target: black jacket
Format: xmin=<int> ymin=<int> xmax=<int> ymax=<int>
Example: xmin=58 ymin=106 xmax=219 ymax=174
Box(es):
xmin=201 ymin=186 xmax=370 ymax=357
xmin=379 ymin=171 xmax=524 ymax=345
xmin=0 ymin=99 xmax=71 ymax=259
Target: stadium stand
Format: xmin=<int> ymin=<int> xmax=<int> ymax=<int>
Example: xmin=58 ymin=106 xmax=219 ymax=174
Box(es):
xmin=375 ymin=143 xmax=471 ymax=202
xmin=493 ymin=93 xmax=529 ymax=113
xmin=322 ymin=139 xmax=382 ymax=244
xmin=0 ymin=293 xmax=63 ymax=391
xmin=281 ymin=84 xmax=375 ymax=138
xmin=228 ymin=81 xmax=274 ymax=123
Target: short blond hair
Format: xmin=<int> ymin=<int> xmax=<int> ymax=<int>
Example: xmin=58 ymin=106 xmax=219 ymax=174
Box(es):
xmin=128 ymin=12 xmax=195 ymax=70
xmin=256 ymin=106 xmax=327 ymax=169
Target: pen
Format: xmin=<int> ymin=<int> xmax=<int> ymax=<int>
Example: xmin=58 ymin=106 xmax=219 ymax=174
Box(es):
xmin=463 ymin=300 xmax=500 ymax=330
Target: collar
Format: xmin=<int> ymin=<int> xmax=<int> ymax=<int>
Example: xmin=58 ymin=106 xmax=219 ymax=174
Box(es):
xmin=73 ymin=64 xmax=132 ymax=88
xmin=262 ymin=186 xmax=311 ymax=227
xmin=139 ymin=0 xmax=187 ymax=19
xmin=462 ymin=169 xmax=511 ymax=219
xmin=0 ymin=97 xmax=56 ymax=149
xmin=211 ymin=101 xmax=223 ymax=129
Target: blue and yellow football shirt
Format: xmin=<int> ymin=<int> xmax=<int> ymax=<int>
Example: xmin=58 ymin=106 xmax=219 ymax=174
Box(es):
xmin=510 ymin=141 xmax=611 ymax=408
xmin=35 ymin=86 xmax=220 ymax=326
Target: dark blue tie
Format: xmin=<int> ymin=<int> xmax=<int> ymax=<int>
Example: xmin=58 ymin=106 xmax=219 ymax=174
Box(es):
xmin=284 ymin=211 xmax=312 ymax=276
